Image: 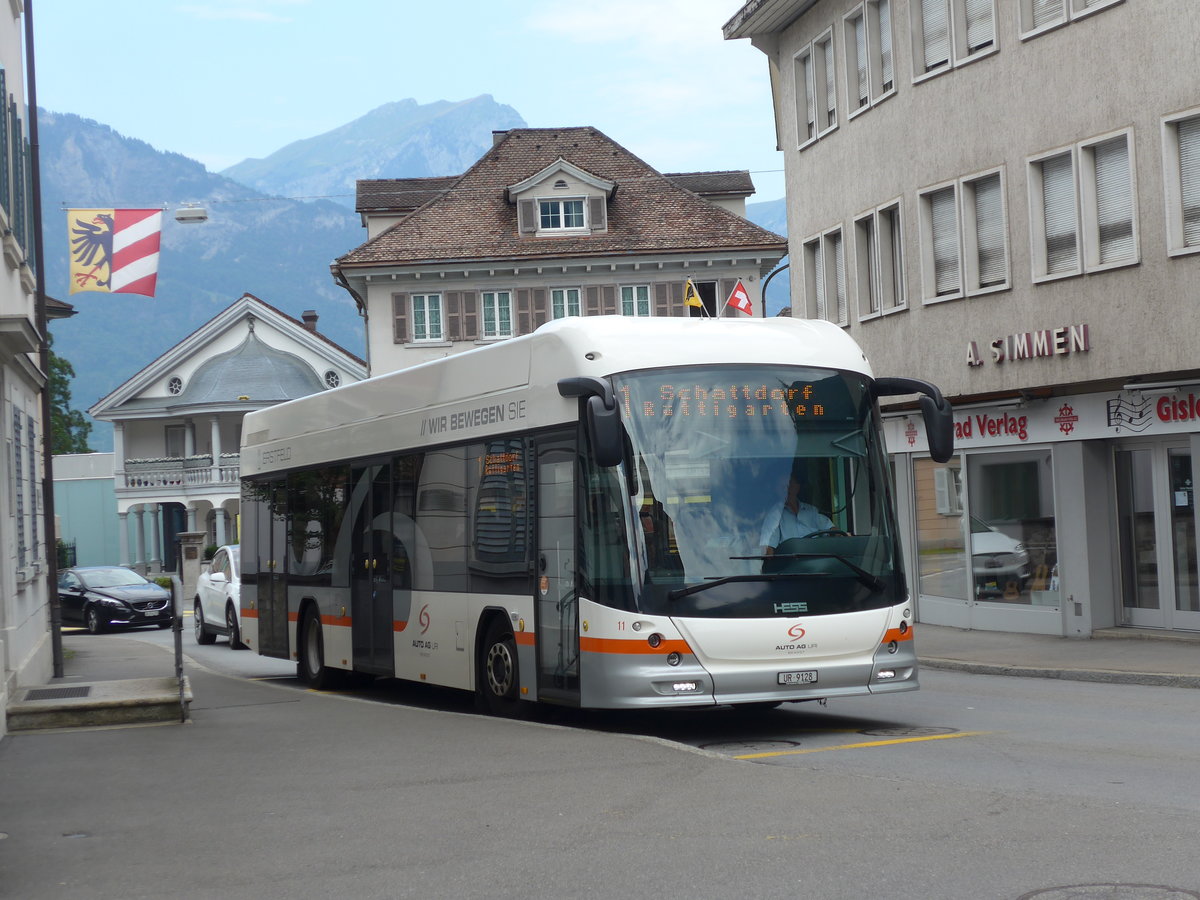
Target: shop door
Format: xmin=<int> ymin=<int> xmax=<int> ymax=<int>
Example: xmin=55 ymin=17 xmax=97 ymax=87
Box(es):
xmin=1115 ymin=445 xmax=1200 ymax=631
xmin=534 ymin=436 xmax=580 ymax=702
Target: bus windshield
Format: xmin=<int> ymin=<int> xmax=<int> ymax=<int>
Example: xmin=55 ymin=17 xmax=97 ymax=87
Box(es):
xmin=611 ymin=364 xmax=904 ymax=618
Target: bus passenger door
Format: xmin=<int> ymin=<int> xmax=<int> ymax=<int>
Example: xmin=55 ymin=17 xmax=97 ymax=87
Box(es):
xmin=535 ymin=437 xmax=580 ymax=701
xmin=350 ymin=463 xmax=396 ymax=675
xmin=253 ymin=479 xmax=289 ymax=659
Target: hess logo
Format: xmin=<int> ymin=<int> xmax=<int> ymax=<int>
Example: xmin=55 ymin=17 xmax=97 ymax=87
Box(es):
xmin=419 ymin=604 xmax=431 ymax=634
xmin=787 ymin=624 xmax=806 ymax=640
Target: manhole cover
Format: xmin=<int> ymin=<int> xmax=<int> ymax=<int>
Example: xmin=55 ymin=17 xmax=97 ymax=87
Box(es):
xmin=857 ymin=725 xmax=957 ymax=737
xmin=24 ymin=686 xmax=92 ymax=701
xmin=701 ymin=740 xmax=800 ymax=754
xmin=1019 ymin=885 xmax=1200 ymax=899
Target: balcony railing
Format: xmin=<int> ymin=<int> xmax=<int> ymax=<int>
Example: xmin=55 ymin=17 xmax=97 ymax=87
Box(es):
xmin=120 ymin=455 xmax=240 ymax=489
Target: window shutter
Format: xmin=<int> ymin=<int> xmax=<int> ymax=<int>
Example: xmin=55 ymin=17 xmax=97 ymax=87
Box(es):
xmin=801 ymin=54 xmax=816 ymax=140
xmin=822 ymin=37 xmax=836 ymax=127
xmin=601 ymin=285 xmax=617 ymax=315
xmin=654 ymin=282 xmax=670 ymax=317
xmin=1181 ymin=116 xmax=1200 ymax=247
xmin=518 ymin=199 xmax=536 ymax=234
xmin=588 ymin=196 xmax=607 ymax=232
xmin=1041 ymin=153 xmax=1078 ymax=274
xmin=1093 ymin=136 xmax=1134 ymax=264
xmin=516 ymin=288 xmax=532 ymax=335
xmin=719 ymin=278 xmax=739 ymax=316
xmin=964 ymin=0 xmax=994 ymax=52
xmin=878 ymin=0 xmax=894 ymax=90
xmin=532 ymin=288 xmax=548 ymax=329
xmin=810 ymin=240 xmax=827 ymax=320
xmin=853 ymin=15 xmax=868 ymax=108
xmin=973 ymin=174 xmax=1006 ymax=287
xmin=930 ymin=186 xmax=960 ymax=295
xmin=0 ymin=69 xmax=8 ymax=215
xmin=445 ymin=291 xmax=462 ymax=340
xmin=461 ymin=291 xmax=478 ymax=340
xmin=392 ymin=293 xmax=409 ymax=344
xmin=1032 ymin=0 xmax=1065 ymax=28
xmin=669 ymin=281 xmax=684 ymax=315
xmin=585 ymin=286 xmax=601 ymax=316
xmin=921 ymin=0 xmax=951 ymax=71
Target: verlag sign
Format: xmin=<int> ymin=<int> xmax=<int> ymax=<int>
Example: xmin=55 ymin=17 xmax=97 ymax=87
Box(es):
xmin=955 ymin=411 xmax=1029 ymax=442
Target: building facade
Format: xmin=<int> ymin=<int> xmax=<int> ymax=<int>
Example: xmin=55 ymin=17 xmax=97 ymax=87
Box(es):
xmin=85 ymin=294 xmax=366 ymax=569
xmin=726 ymin=0 xmax=1200 ymax=634
xmin=332 ymin=127 xmax=787 ymax=375
xmin=0 ymin=0 xmax=50 ymax=736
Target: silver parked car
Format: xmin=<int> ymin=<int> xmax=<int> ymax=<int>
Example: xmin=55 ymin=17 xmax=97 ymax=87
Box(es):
xmin=194 ymin=544 xmax=244 ymax=649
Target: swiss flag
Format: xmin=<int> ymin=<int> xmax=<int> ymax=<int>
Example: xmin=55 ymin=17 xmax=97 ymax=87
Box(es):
xmin=725 ymin=279 xmax=753 ymax=316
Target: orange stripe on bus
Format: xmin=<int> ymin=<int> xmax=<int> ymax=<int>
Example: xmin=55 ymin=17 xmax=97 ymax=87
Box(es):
xmin=514 ymin=632 xmax=535 ymax=646
xmin=394 ymin=621 xmax=408 ymax=632
xmin=579 ymin=636 xmax=692 ymax=655
xmin=321 ymin=615 xmax=352 ymax=628
xmin=882 ymin=627 xmax=914 ymax=643
xmin=241 ymin=609 xmax=259 ymax=619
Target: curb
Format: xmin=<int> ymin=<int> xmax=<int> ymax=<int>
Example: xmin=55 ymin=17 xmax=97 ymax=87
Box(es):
xmin=920 ymin=657 xmax=1200 ymax=689
xmin=6 ymin=676 xmax=193 ymax=731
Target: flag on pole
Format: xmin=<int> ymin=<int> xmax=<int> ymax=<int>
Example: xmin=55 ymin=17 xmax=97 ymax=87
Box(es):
xmin=684 ymin=278 xmax=707 ymax=315
xmin=69 ymin=208 xmax=163 ymax=297
xmin=725 ymin=279 xmax=753 ymax=316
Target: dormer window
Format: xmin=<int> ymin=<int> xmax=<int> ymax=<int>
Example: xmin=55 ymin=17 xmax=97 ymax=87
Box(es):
xmin=540 ymin=199 xmax=585 ymax=230
xmin=554 ymin=179 xmax=569 ymax=189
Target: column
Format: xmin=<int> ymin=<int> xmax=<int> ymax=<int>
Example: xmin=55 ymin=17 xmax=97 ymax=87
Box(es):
xmin=187 ymin=504 xmax=197 ymax=532
xmin=215 ymin=508 xmax=228 ymax=547
xmin=134 ymin=507 xmax=147 ymax=569
xmin=210 ymin=416 xmax=222 ymax=483
xmin=118 ymin=511 xmax=131 ymax=567
xmin=113 ymin=423 xmax=127 ymax=487
xmin=184 ymin=418 xmax=195 ymax=457
xmin=149 ymin=504 xmax=162 ymax=570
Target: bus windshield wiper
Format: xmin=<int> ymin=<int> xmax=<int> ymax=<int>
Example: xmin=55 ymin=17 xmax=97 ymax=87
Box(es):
xmin=666 ymin=573 xmax=829 ymax=602
xmin=731 ymin=553 xmax=886 ymax=593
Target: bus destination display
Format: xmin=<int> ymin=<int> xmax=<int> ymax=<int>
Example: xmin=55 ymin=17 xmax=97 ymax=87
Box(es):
xmin=618 ymin=380 xmax=834 ymax=420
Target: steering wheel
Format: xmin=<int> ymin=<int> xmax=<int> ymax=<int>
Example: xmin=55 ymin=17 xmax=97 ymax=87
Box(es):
xmin=802 ymin=528 xmax=850 ymax=538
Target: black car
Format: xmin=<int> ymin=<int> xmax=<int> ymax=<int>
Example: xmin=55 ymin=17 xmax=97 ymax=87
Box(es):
xmin=58 ymin=566 xmax=173 ymax=634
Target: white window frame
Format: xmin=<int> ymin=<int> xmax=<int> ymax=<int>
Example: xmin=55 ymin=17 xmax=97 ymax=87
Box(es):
xmin=1162 ymin=107 xmax=1200 ymax=258
xmin=1020 ymin=0 xmax=1124 ymax=39
xmin=550 ymin=287 xmax=582 ymax=318
xmin=844 ymin=0 xmax=896 ymax=120
xmin=480 ymin=290 xmax=514 ymax=339
xmin=918 ymin=179 xmax=964 ymax=302
xmin=793 ymin=28 xmax=838 ymax=148
xmin=854 ymin=198 xmax=907 ymax=320
xmin=803 ymin=226 xmax=848 ymax=326
xmin=619 ymin=284 xmax=651 ymax=317
xmin=910 ymin=0 xmax=997 ymax=84
xmin=961 ymin=167 xmax=1010 ymax=296
xmin=1028 ymin=130 xmax=1138 ymax=282
xmin=411 ymin=293 xmax=444 ymax=342
xmin=538 ymin=198 xmax=586 ymax=232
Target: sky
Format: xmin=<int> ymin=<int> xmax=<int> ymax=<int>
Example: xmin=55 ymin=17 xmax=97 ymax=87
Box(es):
xmin=30 ymin=0 xmax=786 ymax=202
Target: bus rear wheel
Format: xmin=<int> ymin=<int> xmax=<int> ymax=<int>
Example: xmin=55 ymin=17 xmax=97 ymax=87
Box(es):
xmin=479 ymin=618 xmax=522 ymax=717
xmin=298 ymin=607 xmax=341 ymax=690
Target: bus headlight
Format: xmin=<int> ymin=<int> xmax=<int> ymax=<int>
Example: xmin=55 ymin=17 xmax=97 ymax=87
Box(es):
xmin=672 ymin=682 xmax=698 ymax=692
xmin=876 ymin=669 xmax=897 ymax=680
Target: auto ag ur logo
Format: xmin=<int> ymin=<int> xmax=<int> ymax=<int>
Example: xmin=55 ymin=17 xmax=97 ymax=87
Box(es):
xmin=787 ymin=624 xmax=806 ymax=640
xmin=419 ymin=604 xmax=431 ymax=634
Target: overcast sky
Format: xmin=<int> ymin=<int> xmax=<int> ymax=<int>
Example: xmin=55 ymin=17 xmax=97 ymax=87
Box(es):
xmin=30 ymin=0 xmax=785 ymax=201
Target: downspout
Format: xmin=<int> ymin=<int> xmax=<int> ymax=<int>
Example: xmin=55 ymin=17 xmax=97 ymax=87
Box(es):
xmin=332 ymin=264 xmax=370 ymax=374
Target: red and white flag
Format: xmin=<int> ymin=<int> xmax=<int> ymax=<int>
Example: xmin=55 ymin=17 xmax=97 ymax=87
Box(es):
xmin=725 ymin=279 xmax=753 ymax=316
xmin=69 ymin=208 xmax=163 ymax=297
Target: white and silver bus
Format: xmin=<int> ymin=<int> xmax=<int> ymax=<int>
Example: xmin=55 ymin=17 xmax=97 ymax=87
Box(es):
xmin=239 ymin=316 xmax=952 ymax=714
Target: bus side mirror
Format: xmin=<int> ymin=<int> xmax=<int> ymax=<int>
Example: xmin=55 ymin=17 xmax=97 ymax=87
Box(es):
xmin=873 ymin=376 xmax=955 ymax=464
xmin=558 ymin=376 xmax=625 ymax=468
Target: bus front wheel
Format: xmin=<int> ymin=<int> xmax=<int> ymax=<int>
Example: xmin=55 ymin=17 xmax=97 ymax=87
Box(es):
xmin=479 ymin=618 xmax=522 ymax=717
xmin=298 ymin=607 xmax=341 ymax=690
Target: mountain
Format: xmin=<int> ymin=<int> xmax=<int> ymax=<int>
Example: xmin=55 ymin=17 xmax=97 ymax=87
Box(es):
xmin=220 ymin=95 xmax=526 ymax=208
xmin=41 ymin=98 xmax=528 ymax=452
xmin=746 ymin=197 xmax=790 ymax=316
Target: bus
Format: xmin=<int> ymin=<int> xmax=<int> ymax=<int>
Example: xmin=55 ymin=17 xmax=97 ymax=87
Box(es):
xmin=238 ymin=315 xmax=952 ymax=715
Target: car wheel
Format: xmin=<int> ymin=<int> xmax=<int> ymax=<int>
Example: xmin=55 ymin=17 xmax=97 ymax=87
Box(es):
xmin=478 ymin=617 xmax=522 ymax=717
xmin=194 ymin=601 xmax=216 ymax=645
xmin=297 ymin=607 xmax=341 ymax=690
xmin=84 ymin=606 xmax=105 ymax=635
xmin=226 ymin=603 xmax=245 ymax=650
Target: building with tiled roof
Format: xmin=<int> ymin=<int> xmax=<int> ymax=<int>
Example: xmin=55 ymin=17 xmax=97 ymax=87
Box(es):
xmin=331 ymin=127 xmax=787 ymax=374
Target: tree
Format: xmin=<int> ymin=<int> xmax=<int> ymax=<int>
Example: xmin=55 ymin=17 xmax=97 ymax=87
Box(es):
xmin=49 ymin=341 xmax=93 ymax=454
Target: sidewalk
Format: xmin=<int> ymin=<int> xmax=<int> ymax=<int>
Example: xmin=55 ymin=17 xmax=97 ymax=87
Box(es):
xmin=6 ymin=621 xmax=1199 ymax=734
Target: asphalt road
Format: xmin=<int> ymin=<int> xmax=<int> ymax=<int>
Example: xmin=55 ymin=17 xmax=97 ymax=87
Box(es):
xmin=37 ymin=622 xmax=1200 ymax=900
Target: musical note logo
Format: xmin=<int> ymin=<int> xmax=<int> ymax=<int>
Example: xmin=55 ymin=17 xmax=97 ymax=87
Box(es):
xmin=1107 ymin=396 xmax=1152 ymax=432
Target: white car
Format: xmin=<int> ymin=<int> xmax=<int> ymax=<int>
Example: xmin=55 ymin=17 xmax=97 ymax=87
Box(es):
xmin=194 ymin=544 xmax=244 ymax=648
xmin=970 ymin=517 xmax=1030 ymax=596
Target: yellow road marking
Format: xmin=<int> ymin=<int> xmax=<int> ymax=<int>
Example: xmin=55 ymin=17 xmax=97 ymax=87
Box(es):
xmin=733 ymin=730 xmax=991 ymax=759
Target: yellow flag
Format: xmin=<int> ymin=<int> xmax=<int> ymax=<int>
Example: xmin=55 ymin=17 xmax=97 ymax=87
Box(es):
xmin=684 ymin=279 xmax=704 ymax=310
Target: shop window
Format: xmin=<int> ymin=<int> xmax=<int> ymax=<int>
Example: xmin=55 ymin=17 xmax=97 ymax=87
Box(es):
xmin=966 ymin=450 xmax=1058 ymax=605
xmin=914 ymin=456 xmax=968 ymax=600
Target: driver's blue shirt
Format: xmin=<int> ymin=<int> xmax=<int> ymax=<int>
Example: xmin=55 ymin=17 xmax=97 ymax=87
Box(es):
xmin=760 ymin=502 xmax=834 ymax=550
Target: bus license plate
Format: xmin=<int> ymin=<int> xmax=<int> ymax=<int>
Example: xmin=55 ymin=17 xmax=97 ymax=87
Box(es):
xmin=778 ymin=670 xmax=818 ymax=685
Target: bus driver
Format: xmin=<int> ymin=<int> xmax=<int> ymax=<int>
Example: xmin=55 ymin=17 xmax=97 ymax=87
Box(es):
xmin=759 ymin=470 xmax=834 ymax=555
